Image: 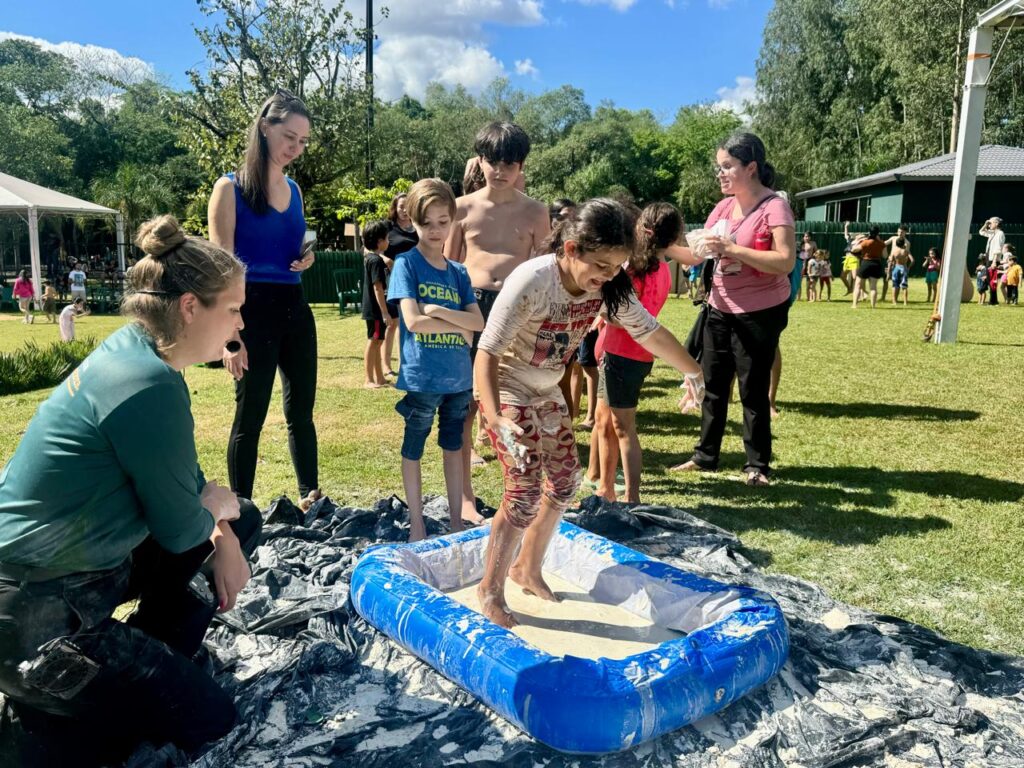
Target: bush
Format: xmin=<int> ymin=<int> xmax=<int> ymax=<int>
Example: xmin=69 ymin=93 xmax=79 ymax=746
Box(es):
xmin=0 ymin=337 xmax=99 ymax=395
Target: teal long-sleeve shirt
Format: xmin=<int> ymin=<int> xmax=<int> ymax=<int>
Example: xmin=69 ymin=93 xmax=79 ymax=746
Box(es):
xmin=0 ymin=323 xmax=215 ymax=572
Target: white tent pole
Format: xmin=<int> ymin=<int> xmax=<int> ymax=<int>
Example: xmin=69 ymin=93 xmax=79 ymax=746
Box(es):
xmin=935 ymin=26 xmax=993 ymax=344
xmin=116 ymin=212 xmax=126 ymax=276
xmin=28 ymin=207 xmax=43 ymax=303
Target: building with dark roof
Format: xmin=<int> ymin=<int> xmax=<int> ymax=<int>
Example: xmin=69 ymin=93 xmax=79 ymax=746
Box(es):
xmin=796 ymin=145 xmax=1024 ymax=223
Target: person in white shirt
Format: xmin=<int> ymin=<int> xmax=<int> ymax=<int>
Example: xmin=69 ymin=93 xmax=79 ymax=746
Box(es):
xmin=58 ymin=297 xmax=88 ymax=341
xmin=68 ymin=262 xmax=88 ymax=300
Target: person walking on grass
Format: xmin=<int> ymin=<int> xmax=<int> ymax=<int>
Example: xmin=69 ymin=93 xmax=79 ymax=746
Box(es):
xmin=840 ymin=222 xmax=859 ymax=295
xmin=924 ymin=248 xmax=941 ymax=304
xmin=852 ymin=226 xmax=885 ymax=309
xmin=12 ymin=270 xmax=35 ymax=324
xmin=474 ymin=198 xmax=704 ymax=627
xmin=889 ymin=238 xmax=914 ymax=306
xmin=816 ymin=249 xmax=833 ymax=301
xmin=361 ymin=219 xmax=394 ymax=388
xmin=208 ymin=88 xmax=320 ymax=509
xmin=388 ymin=179 xmax=484 ymax=542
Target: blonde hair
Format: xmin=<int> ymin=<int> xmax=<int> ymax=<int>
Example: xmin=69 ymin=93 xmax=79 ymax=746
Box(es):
xmin=405 ymin=178 xmax=456 ymax=225
xmin=123 ymin=215 xmax=245 ymax=351
xmin=813 ymin=249 xmax=829 ymax=259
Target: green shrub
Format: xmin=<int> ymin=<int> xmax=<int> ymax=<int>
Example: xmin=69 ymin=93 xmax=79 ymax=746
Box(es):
xmin=0 ymin=338 xmax=99 ymax=395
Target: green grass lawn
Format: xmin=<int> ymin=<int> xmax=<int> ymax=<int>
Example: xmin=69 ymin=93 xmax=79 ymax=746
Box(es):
xmin=1 ymin=291 xmax=1022 ymax=656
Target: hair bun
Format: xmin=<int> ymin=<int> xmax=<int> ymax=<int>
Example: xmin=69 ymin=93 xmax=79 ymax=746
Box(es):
xmin=135 ymin=214 xmax=187 ymax=259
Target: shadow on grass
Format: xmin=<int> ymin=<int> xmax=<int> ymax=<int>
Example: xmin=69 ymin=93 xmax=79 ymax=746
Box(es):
xmin=779 ymin=401 xmax=981 ymax=422
xmin=640 ymin=461 xmax=1024 ymax=547
xmin=959 ymin=339 xmax=1024 ymax=348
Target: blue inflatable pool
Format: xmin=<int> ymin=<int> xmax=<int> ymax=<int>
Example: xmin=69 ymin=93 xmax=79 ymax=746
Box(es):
xmin=350 ymin=521 xmax=789 ymax=754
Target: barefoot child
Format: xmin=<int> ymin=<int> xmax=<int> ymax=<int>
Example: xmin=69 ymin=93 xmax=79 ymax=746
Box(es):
xmin=446 ymin=122 xmax=551 ymax=526
xmin=58 ymin=296 xmax=88 ymax=341
xmin=42 ymin=280 xmax=58 ymax=323
xmin=473 ymin=198 xmax=704 ymax=627
xmin=924 ymin=248 xmax=941 ymax=304
xmin=361 ymin=219 xmax=394 ymax=388
xmin=816 ymin=249 xmax=832 ymax=301
xmin=387 ymin=180 xmax=484 ymax=541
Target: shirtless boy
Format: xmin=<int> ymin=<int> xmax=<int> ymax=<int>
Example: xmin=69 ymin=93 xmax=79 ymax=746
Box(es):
xmin=888 ymin=237 xmax=914 ymax=306
xmin=446 ymin=122 xmax=551 ymax=525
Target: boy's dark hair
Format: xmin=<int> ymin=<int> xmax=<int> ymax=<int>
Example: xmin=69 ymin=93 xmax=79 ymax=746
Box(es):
xmin=1005 ymin=244 xmax=1016 ymax=255
xmin=869 ymin=225 xmax=880 ymax=238
xmin=549 ymin=198 xmax=575 ymax=222
xmin=634 ymin=202 xmax=683 ymax=277
xmin=544 ymin=197 xmax=637 ymax=319
xmin=362 ymin=219 xmax=390 ymax=250
xmin=474 ymin=122 xmax=530 ymax=166
xmin=895 ymin=237 xmax=907 ymax=249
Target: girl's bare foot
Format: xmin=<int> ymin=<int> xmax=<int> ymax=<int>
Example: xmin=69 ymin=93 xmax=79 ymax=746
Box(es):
xmin=509 ymin=565 xmax=561 ymax=602
xmin=478 ymin=587 xmax=517 ymax=628
xmin=364 ymin=381 xmax=388 ymax=389
xmin=461 ymin=499 xmax=485 ymax=526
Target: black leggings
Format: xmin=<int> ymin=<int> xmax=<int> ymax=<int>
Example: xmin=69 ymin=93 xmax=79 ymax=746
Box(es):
xmin=691 ymin=301 xmax=790 ymax=474
xmin=0 ymin=502 xmax=263 ymax=767
xmin=228 ymin=282 xmax=318 ymax=499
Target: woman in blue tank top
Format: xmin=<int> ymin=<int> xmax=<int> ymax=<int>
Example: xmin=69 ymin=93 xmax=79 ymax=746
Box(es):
xmin=208 ymin=88 xmax=320 ymax=506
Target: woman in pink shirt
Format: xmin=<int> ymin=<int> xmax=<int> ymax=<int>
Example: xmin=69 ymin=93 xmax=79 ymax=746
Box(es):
xmin=12 ymin=269 xmax=36 ymax=324
xmin=672 ymin=132 xmax=796 ymax=485
xmin=592 ymin=203 xmax=679 ymax=503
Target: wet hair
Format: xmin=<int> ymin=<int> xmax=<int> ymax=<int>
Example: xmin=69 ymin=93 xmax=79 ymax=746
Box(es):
xmin=898 ymin=224 xmax=908 ymax=232
xmin=123 ymin=215 xmax=245 ymax=352
xmin=238 ymin=88 xmax=312 ymax=215
xmin=544 ymin=197 xmax=636 ymax=319
xmin=474 ymin=122 xmax=530 ymax=166
xmin=405 ymin=178 xmax=456 ymax=225
xmin=634 ymin=202 xmax=683 ymax=278
xmin=718 ymin=132 xmax=776 ymax=189
xmin=1005 ymin=244 xmax=1016 ymax=256
xmin=869 ymin=226 xmax=880 ymax=238
xmin=387 ymin=194 xmax=407 ymax=224
xmin=362 ymin=219 xmax=391 ymax=251
xmin=462 ymin=157 xmax=486 ymax=195
xmin=813 ymin=249 xmax=828 ymax=259
xmin=895 ymin=238 xmax=907 ymax=249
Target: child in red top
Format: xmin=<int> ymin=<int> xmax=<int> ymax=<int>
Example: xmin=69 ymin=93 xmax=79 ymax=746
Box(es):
xmin=988 ymin=263 xmax=1001 ymax=305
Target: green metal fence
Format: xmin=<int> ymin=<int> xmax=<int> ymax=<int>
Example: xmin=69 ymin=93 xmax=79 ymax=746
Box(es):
xmin=301 ymin=250 xmax=363 ymax=305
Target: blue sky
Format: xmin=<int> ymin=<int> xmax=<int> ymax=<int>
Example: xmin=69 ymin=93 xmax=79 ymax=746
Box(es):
xmin=1 ymin=0 xmax=767 ymax=120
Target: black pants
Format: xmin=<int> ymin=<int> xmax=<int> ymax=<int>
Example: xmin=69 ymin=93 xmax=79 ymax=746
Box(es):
xmin=229 ymin=282 xmax=319 ymax=499
xmin=691 ymin=301 xmax=790 ymax=474
xmin=1008 ymin=284 xmax=1019 ymax=304
xmin=0 ymin=501 xmax=263 ymax=767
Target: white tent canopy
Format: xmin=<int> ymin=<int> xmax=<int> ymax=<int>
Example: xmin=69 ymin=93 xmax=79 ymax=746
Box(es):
xmin=0 ymin=171 xmax=124 ymax=299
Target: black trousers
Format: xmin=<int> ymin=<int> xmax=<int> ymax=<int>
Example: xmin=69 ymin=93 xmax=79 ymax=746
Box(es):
xmin=691 ymin=301 xmax=790 ymax=474
xmin=229 ymin=282 xmax=319 ymax=499
xmin=0 ymin=501 xmax=263 ymax=767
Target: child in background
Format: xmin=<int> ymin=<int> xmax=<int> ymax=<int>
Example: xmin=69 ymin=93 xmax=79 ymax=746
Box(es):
xmin=988 ymin=260 xmax=1001 ymax=306
xmin=816 ymin=249 xmax=832 ymax=301
xmin=361 ymin=219 xmax=394 ymax=388
xmin=41 ymin=280 xmax=58 ymax=323
xmin=592 ymin=203 xmax=681 ymax=503
xmin=1005 ymin=253 xmax=1021 ymax=305
xmin=387 ymin=179 xmax=484 ymax=542
xmin=12 ymin=270 xmax=35 ymax=324
xmin=924 ymin=248 xmax=941 ymax=304
xmin=840 ymin=222 xmax=859 ymax=295
xmin=473 ymin=198 xmax=704 ymax=627
xmin=805 ymin=248 xmax=821 ymax=301
xmin=976 ymin=255 xmax=990 ymax=304
xmin=58 ymin=297 xmax=88 ymax=341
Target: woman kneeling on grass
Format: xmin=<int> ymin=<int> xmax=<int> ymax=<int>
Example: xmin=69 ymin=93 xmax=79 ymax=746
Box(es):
xmin=0 ymin=215 xmax=260 ymax=767
xmin=473 ymin=198 xmax=705 ymax=628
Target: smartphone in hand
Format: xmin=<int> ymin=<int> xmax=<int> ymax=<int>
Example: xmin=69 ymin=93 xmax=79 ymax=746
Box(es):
xmin=301 ymin=230 xmax=317 ymax=258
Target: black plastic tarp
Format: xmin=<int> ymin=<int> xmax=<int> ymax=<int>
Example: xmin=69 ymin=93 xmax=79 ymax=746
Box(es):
xmin=188 ymin=495 xmax=1024 ymax=767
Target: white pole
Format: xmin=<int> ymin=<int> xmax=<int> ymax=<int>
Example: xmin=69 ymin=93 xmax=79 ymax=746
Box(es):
xmin=28 ymin=207 xmax=43 ymax=302
xmin=116 ymin=212 xmax=126 ymax=275
xmin=935 ymin=26 xmax=993 ymax=343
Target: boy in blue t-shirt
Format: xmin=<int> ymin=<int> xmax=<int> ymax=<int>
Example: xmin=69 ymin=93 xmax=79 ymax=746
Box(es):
xmin=387 ymin=179 xmax=483 ymax=541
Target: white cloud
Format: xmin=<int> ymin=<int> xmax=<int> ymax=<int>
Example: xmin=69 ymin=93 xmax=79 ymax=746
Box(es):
xmin=0 ymin=31 xmax=155 ymax=85
xmin=713 ymin=75 xmax=757 ymax=119
xmin=571 ymin=0 xmax=639 ymax=10
xmin=514 ymin=58 xmax=539 ymax=78
xmin=352 ymin=0 xmax=546 ymax=100
xmin=707 ymin=0 xmax=736 ymax=8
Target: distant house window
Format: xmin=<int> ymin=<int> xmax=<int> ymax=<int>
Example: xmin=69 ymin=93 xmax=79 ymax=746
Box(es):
xmin=825 ymin=196 xmax=872 ymax=222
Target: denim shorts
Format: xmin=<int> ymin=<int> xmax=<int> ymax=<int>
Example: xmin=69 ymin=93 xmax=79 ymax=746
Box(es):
xmin=395 ymin=389 xmax=472 ymax=460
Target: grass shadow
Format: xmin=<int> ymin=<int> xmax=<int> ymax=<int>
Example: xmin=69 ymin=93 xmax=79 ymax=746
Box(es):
xmin=780 ymin=401 xmax=981 ymax=422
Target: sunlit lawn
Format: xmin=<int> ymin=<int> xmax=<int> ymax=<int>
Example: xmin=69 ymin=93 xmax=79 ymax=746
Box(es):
xmin=1 ymin=288 xmax=1022 ymax=655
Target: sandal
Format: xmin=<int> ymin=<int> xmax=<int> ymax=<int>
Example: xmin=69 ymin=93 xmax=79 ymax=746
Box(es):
xmin=744 ymin=471 xmax=770 ymax=487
